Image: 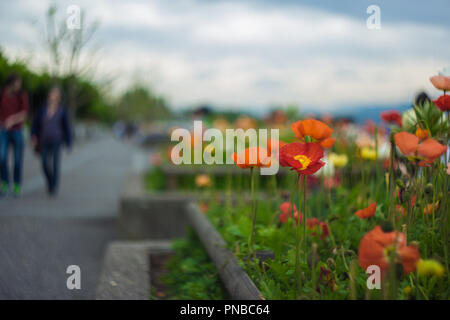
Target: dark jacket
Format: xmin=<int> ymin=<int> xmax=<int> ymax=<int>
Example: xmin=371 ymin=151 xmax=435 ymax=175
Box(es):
xmin=31 ymin=105 xmax=73 ymax=148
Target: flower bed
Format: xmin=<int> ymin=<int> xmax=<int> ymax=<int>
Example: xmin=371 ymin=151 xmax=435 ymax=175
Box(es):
xmin=180 ymin=93 xmax=449 ymax=299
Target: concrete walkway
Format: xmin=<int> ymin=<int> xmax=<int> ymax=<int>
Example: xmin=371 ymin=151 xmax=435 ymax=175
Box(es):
xmin=0 ymin=136 xmax=142 ymax=299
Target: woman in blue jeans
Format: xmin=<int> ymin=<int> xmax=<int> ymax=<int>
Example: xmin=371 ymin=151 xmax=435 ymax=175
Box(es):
xmin=0 ymin=73 xmax=29 ymax=197
xmin=31 ymin=86 xmax=72 ymax=196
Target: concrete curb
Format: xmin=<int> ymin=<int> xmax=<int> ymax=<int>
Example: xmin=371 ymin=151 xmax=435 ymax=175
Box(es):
xmin=95 ymin=240 xmax=172 ymax=300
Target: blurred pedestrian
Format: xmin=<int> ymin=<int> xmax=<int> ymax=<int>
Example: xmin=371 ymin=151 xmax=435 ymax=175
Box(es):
xmin=31 ymin=85 xmax=72 ymax=196
xmin=0 ymin=72 xmax=29 ymax=197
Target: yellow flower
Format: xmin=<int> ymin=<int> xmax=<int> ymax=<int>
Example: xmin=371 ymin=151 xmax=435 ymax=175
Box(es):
xmin=403 ymin=285 xmax=413 ymax=295
xmin=417 ymin=259 xmax=445 ymax=277
xmin=329 ymin=153 xmax=348 ymax=167
xmin=195 ymin=174 xmax=212 ymax=188
xmin=361 ymin=147 xmax=377 ymax=160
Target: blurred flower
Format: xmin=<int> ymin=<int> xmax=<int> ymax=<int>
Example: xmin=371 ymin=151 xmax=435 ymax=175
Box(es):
xmin=234 ymin=116 xmax=258 ymax=130
xmin=319 ymin=266 xmax=338 ymax=291
xmin=199 ymin=202 xmax=209 ymax=213
xmin=329 ymin=153 xmax=348 ymax=167
xmin=430 ymin=75 xmax=450 ymax=91
xmin=381 ymin=110 xmax=402 ymax=127
xmin=279 ymin=202 xmax=303 ymax=225
xmin=356 ymin=133 xmax=375 ymax=149
xmin=403 ymin=285 xmax=413 ymax=296
xmin=361 ymin=147 xmax=377 ymax=160
xmin=394 ymin=132 xmax=447 ymax=166
xmin=319 ymin=137 xmax=336 ymax=149
xmin=423 ymin=201 xmax=439 ymax=215
xmin=433 ymin=94 xmax=450 ymax=112
xmin=291 ymin=119 xmax=333 ymax=144
xmin=195 ymin=174 xmax=212 ymax=188
xmin=447 ymin=163 xmax=450 ymax=175
xmin=279 ymin=142 xmax=325 ymax=175
xmin=232 ymin=147 xmax=271 ymax=169
xmin=306 ymin=218 xmax=329 ymax=239
xmin=417 ymin=259 xmax=445 ymax=277
xmin=355 ymin=202 xmax=377 ymax=219
xmin=307 ymin=217 xmax=320 ymax=229
xmin=213 ymin=117 xmax=231 ymax=132
xmin=149 ymin=153 xmax=162 ymax=166
xmin=415 ymin=126 xmax=428 ymax=140
xmin=358 ymin=225 xmax=420 ymax=274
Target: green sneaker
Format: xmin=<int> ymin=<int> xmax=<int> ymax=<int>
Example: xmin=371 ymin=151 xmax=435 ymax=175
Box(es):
xmin=12 ymin=184 xmax=21 ymax=198
xmin=0 ymin=182 xmax=8 ymax=197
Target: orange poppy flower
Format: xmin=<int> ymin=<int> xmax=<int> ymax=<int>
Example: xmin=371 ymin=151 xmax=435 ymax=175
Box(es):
xmin=291 ymin=119 xmax=333 ymax=143
xmin=430 ymin=75 xmax=450 ymax=91
xmin=423 ymin=201 xmax=439 ymax=215
xmin=415 ymin=126 xmax=428 ymax=140
xmin=279 ymin=142 xmax=325 ymax=175
xmin=355 ymin=202 xmax=377 ymax=219
xmin=380 ymin=110 xmax=402 ymax=127
xmin=232 ymin=147 xmax=271 ymax=169
xmin=433 ymin=94 xmax=450 ymax=112
xmin=319 ymin=137 xmax=336 ymax=149
xmin=394 ymin=132 xmax=447 ymax=166
xmin=358 ymin=226 xmax=420 ymax=274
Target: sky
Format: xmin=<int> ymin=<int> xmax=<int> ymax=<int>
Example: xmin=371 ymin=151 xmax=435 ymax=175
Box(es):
xmin=0 ymin=0 xmax=449 ymax=112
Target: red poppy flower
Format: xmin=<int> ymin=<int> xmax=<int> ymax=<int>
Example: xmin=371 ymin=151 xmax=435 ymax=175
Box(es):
xmin=433 ymin=94 xmax=450 ymax=112
xmin=355 ymin=202 xmax=377 ymax=219
xmin=291 ymin=119 xmax=333 ymax=143
xmin=380 ymin=110 xmax=402 ymax=127
xmin=306 ymin=218 xmax=329 ymax=239
xmin=307 ymin=217 xmax=320 ymax=229
xmin=394 ymin=132 xmax=447 ymax=166
xmin=358 ymin=226 xmax=420 ymax=274
xmin=232 ymin=147 xmax=271 ymax=169
xmin=279 ymin=202 xmax=303 ymax=225
xmin=319 ymin=222 xmax=329 ymax=240
xmin=279 ymin=142 xmax=325 ymax=175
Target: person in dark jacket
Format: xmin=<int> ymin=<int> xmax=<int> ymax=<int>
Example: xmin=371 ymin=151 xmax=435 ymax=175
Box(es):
xmin=0 ymin=73 xmax=29 ymax=197
xmin=31 ymin=86 xmax=72 ymax=196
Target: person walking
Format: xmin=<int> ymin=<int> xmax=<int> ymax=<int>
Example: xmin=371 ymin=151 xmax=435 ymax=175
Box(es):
xmin=31 ymin=86 xmax=72 ymax=196
xmin=0 ymin=73 xmax=29 ymax=197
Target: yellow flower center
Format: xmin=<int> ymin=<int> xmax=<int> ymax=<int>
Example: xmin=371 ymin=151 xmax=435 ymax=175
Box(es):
xmin=294 ymin=154 xmax=312 ymax=170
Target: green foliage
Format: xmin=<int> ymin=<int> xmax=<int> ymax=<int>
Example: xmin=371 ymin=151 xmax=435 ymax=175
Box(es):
xmin=0 ymin=49 xmax=116 ymax=123
xmin=161 ymin=228 xmax=229 ymax=300
xmin=116 ymin=85 xmax=171 ymax=122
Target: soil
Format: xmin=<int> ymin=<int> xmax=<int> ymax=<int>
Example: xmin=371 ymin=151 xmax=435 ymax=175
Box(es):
xmin=149 ymin=252 xmax=173 ymax=300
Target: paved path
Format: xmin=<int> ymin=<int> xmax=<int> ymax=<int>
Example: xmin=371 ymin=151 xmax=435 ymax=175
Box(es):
xmin=0 ymin=136 xmax=144 ymax=299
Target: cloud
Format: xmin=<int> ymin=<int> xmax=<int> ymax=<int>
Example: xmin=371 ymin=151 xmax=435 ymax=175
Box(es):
xmin=0 ymin=0 xmax=449 ymax=111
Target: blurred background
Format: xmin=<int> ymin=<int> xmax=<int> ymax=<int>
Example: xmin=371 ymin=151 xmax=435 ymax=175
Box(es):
xmin=0 ymin=0 xmax=449 ymax=299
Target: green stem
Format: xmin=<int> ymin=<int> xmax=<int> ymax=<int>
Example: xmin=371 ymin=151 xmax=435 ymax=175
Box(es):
xmin=302 ymin=175 xmax=307 ymax=263
xmin=249 ymin=167 xmax=257 ymax=259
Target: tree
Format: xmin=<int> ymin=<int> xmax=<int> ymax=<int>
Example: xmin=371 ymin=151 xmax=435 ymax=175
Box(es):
xmin=117 ymin=85 xmax=171 ymax=122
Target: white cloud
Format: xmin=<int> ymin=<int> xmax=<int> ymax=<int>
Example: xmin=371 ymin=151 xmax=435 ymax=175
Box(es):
xmin=1 ymin=0 xmax=449 ymax=111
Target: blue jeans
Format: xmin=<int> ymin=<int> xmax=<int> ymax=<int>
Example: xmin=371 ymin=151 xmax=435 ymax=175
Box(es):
xmin=0 ymin=129 xmax=24 ymax=186
xmin=41 ymin=142 xmax=61 ymax=193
